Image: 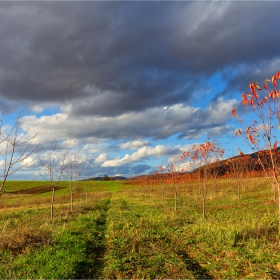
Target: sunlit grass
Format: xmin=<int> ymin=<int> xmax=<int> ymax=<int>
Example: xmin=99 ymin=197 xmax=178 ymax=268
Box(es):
xmin=0 ymin=181 xmax=125 ymax=211
xmin=0 ymin=197 xmax=111 ymax=279
xmin=102 ymin=185 xmax=280 ymax=279
xmin=4 ymin=181 xmax=49 ymax=192
xmin=1 ymin=178 xmax=280 ymax=278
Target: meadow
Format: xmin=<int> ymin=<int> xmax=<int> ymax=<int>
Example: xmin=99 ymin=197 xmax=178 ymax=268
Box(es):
xmin=0 ymin=178 xmax=280 ymax=279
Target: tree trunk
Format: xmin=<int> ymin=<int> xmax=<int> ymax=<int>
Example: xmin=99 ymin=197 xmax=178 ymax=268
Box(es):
xmin=51 ymin=187 xmax=55 ymax=219
xmin=202 ymin=179 xmax=206 ymax=218
xmin=238 ymin=182 xmax=241 ymax=199
xmin=202 ymin=195 xmax=206 ymax=219
xmin=278 ymin=185 xmax=280 ymax=233
xmin=70 ymin=191 xmax=73 ymax=213
xmin=174 ymin=190 xmax=177 ymax=211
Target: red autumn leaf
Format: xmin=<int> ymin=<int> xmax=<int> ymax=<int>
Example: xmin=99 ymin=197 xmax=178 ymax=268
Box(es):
xmin=235 ymin=129 xmax=242 ymax=137
xmin=247 ymin=133 xmax=255 ymax=144
xmin=273 ymin=140 xmax=278 ymax=150
xmin=184 ymin=151 xmax=190 ymax=157
xmin=232 ymin=108 xmax=237 ymax=117
xmin=272 ymin=75 xmax=277 ymax=87
xmin=264 ymin=83 xmax=268 ymax=90
xmin=249 ymin=83 xmax=255 ymax=93
xmin=242 ymin=93 xmax=248 ymax=100
xmin=274 ymin=89 xmax=280 ymax=97
xmin=252 ymin=91 xmax=259 ymax=99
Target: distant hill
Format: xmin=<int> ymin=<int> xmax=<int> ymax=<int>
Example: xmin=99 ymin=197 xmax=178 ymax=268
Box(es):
xmin=130 ymin=149 xmax=278 ymax=181
xmin=83 ymin=149 xmax=280 ymax=183
xmin=199 ymin=147 xmax=280 ymax=176
xmin=82 ymin=176 xmax=127 ymax=181
xmin=127 ymin=175 xmax=150 ymax=181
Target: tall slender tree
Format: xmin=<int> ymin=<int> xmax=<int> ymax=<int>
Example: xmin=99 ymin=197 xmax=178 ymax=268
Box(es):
xmin=38 ymin=142 xmax=70 ymax=219
xmin=65 ymin=149 xmax=86 ymax=213
xmin=185 ymin=140 xmax=224 ymax=218
xmin=232 ymin=71 xmax=280 ymax=231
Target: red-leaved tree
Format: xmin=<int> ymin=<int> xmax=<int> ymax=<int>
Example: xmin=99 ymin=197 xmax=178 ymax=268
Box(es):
xmin=232 ymin=71 xmax=280 ymax=231
xmin=182 ymin=140 xmax=224 ymax=218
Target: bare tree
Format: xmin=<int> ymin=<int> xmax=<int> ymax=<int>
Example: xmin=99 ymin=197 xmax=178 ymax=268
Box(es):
xmin=0 ymin=109 xmax=38 ymax=196
xmin=65 ymin=150 xmax=86 ymax=213
xmin=38 ymin=142 xmax=70 ymax=219
xmin=155 ymin=164 xmax=169 ymax=206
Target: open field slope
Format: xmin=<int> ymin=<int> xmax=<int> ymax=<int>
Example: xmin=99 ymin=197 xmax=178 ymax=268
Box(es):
xmin=0 ymin=179 xmax=280 ymax=278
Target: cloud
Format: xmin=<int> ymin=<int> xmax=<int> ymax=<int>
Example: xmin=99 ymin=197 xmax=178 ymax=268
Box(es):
xmin=21 ymin=98 xmax=237 ymax=145
xmin=95 ymin=153 xmax=109 ymax=164
xmin=95 ymin=142 xmax=198 ymax=176
xmin=0 ymin=1 xmax=278 ymax=179
xmin=131 ymin=164 xmax=152 ymax=174
xmin=101 ymin=145 xmax=180 ymax=167
xmin=0 ymin=1 xmax=278 ymax=117
xmin=119 ymin=140 xmax=150 ymax=150
xmin=91 ymin=143 xmax=194 ymax=177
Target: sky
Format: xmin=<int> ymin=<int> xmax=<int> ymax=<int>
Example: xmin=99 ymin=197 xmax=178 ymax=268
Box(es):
xmin=1 ymin=1 xmax=280 ymax=180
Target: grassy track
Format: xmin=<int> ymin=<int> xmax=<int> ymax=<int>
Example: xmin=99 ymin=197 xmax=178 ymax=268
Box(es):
xmin=102 ymin=190 xmax=280 ymax=279
xmin=0 ymin=197 xmax=111 ymax=279
xmin=1 ymin=179 xmax=280 ymax=278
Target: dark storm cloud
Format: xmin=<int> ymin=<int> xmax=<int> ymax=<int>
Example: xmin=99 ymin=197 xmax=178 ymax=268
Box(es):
xmin=0 ymin=1 xmax=279 ymax=118
xmin=130 ymin=164 xmax=153 ymax=174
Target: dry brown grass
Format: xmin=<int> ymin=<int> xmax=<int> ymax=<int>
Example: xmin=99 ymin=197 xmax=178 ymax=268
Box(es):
xmin=0 ymin=189 xmax=110 ymax=214
xmin=0 ymin=223 xmax=52 ymax=255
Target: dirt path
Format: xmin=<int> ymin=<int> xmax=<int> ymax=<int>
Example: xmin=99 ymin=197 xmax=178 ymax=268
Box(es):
xmin=73 ymin=199 xmax=111 ymax=279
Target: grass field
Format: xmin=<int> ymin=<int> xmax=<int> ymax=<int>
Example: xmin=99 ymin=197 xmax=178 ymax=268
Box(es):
xmin=0 ymin=178 xmax=280 ymax=278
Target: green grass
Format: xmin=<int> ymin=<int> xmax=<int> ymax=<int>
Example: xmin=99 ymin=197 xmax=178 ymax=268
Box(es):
xmin=0 ymin=181 xmax=126 ymax=209
xmin=3 ymin=180 xmax=124 ymax=194
xmin=4 ymin=181 xmax=49 ymax=192
xmin=1 ymin=178 xmax=280 ymax=278
xmin=90 ymin=181 xmax=124 ymax=192
xmin=102 ymin=190 xmax=280 ymax=279
xmin=0 ymin=198 xmax=111 ymax=279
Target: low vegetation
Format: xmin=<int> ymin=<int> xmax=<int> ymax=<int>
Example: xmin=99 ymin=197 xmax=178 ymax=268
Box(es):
xmin=0 ymin=177 xmax=280 ymax=279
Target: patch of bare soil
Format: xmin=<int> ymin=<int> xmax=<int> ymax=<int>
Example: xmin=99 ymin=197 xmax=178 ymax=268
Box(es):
xmin=7 ymin=186 xmax=66 ymax=195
